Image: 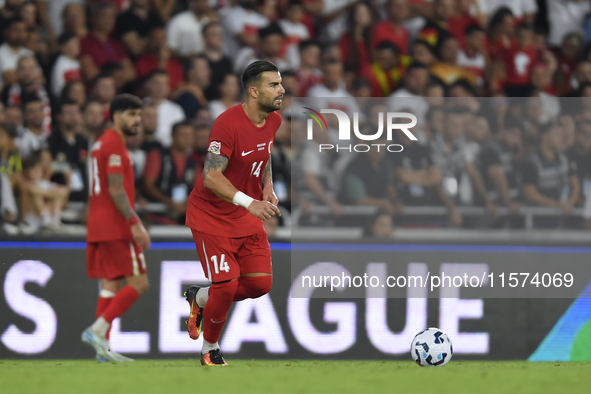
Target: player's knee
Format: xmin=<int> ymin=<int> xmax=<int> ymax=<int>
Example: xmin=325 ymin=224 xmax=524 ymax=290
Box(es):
xmin=244 ymin=275 xmax=272 ymax=298
xmin=211 ymin=279 xmax=239 ymax=302
xmin=129 ymin=277 xmax=149 ymax=295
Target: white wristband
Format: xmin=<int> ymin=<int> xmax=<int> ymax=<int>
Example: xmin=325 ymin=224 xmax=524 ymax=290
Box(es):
xmin=232 ymin=191 xmax=254 ymax=208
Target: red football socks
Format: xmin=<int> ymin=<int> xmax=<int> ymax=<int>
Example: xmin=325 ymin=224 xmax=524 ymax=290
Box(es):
xmin=233 ymin=276 xmax=273 ymax=301
xmin=96 ymin=297 xmax=113 ymax=339
xmin=203 ymin=280 xmax=238 ymax=344
xmin=101 ymin=285 xmax=140 ymax=324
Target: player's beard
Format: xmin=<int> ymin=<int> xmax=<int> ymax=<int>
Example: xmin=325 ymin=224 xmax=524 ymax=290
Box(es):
xmin=259 ymin=94 xmax=283 ymax=113
xmin=122 ymin=122 xmax=140 ymax=136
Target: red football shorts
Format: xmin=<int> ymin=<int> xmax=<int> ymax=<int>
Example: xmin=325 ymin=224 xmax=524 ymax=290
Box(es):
xmin=86 ymin=240 xmax=147 ymax=280
xmin=191 ymin=230 xmax=272 ymax=282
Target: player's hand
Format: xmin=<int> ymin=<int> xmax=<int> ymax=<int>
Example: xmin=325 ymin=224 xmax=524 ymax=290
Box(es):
xmin=262 ymin=186 xmax=279 ymax=206
xmin=132 ymin=222 xmax=151 ymax=250
xmin=247 ymin=200 xmax=281 ymax=220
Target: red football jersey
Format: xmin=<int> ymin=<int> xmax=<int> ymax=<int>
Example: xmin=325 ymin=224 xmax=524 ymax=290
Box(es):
xmin=186 ymin=104 xmax=282 ymax=238
xmin=87 ymin=129 xmax=135 ymax=242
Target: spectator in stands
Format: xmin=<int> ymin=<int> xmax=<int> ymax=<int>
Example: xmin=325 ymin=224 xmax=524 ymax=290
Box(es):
xmin=135 ymin=26 xmax=185 ymax=94
xmin=340 ymin=133 xmax=401 ymax=215
xmin=90 ymin=72 xmax=116 ymax=121
xmin=559 ymin=113 xmax=576 ymax=151
xmin=0 ymin=122 xmax=21 ymax=185
xmin=58 ymin=3 xmax=87 ymax=40
xmin=296 ymin=117 xmax=341 ymax=218
xmin=430 ymin=35 xmax=478 ymax=88
xmin=143 ymin=120 xmax=198 ymax=224
xmin=209 ymin=74 xmax=241 ymax=120
xmin=566 ymin=120 xmax=591 ymax=208
xmin=0 ymin=17 xmax=32 ymax=87
xmin=481 ymin=0 xmax=537 ymax=24
xmin=278 ymin=0 xmax=309 ymax=69
xmin=296 ymin=40 xmax=322 ymax=96
xmin=411 ymin=40 xmax=437 ymax=68
xmin=415 ymin=0 xmax=455 ymax=51
xmin=20 ymin=2 xmax=37 ymax=29
xmin=167 ymin=0 xmax=211 ymax=60
xmin=48 ymin=100 xmax=87 ymax=202
xmin=51 ymin=33 xmax=81 ymax=99
xmin=15 ymin=97 xmax=46 ymax=159
xmin=60 ymin=80 xmax=86 ymax=109
xmin=531 ymin=63 xmax=560 ymax=120
xmin=140 ymin=102 xmax=162 ymax=153
xmin=494 ymin=23 xmax=536 ymax=96
xmin=555 ymin=32 xmax=586 ymax=96
xmin=2 ymin=55 xmax=51 ymax=135
xmin=145 ymin=70 xmax=185 ymax=148
xmin=80 ymin=2 xmax=135 ymax=89
xmin=81 ymin=101 xmax=105 ymax=143
xmin=457 ymin=24 xmax=487 ymax=87
xmin=174 ymin=56 xmax=211 ymax=119
xmin=363 ymin=41 xmax=405 ymax=97
xmin=221 ymin=0 xmax=270 ymax=57
xmin=202 ymin=22 xmax=233 ymax=101
xmin=389 ymin=62 xmax=430 ymax=127
xmin=3 ymin=105 xmax=22 ymax=128
xmin=192 ymin=122 xmax=210 ymax=168
xmin=372 ymin=0 xmax=409 ymax=55
xmin=522 ymin=121 xmax=580 ymax=228
xmin=126 ymin=123 xmax=146 ymax=185
xmin=234 ymin=23 xmax=289 ymax=75
xmin=338 ymin=1 xmax=375 ymax=73
xmin=308 ymin=58 xmax=359 ymax=116
xmin=20 ymin=154 xmax=69 ymax=232
xmin=430 ymin=110 xmax=497 ymax=218
xmin=0 ymin=1 xmax=23 ymax=33
xmin=365 ymin=209 xmax=395 ymax=239
xmin=114 ymin=0 xmax=164 ymax=58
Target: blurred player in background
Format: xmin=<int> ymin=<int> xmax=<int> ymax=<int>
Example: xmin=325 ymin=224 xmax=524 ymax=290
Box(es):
xmin=81 ymin=94 xmax=151 ymax=362
xmin=184 ymin=60 xmax=284 ymax=366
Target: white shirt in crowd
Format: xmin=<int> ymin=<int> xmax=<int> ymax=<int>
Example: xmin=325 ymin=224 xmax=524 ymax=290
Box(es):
xmin=155 ymin=99 xmax=185 ymax=148
xmin=15 ymin=127 xmax=46 ymax=159
xmin=388 ymin=87 xmax=429 ymax=144
xmin=38 ymin=0 xmax=84 ymax=37
xmin=233 ymin=46 xmax=291 ymax=75
xmin=547 ymin=0 xmax=591 ymax=46
xmin=0 ymin=44 xmax=33 ymax=87
xmin=457 ymin=50 xmax=486 ymax=85
xmin=278 ymin=19 xmax=310 ymax=70
xmin=51 ymin=55 xmax=81 ymax=97
xmin=167 ymin=11 xmax=210 ymax=56
xmin=209 ymin=100 xmax=239 ymax=120
xmin=221 ymin=6 xmax=269 ymax=57
xmin=477 ymin=0 xmax=537 ymax=18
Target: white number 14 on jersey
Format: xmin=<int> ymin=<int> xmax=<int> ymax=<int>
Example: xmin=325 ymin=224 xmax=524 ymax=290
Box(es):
xmin=250 ymin=161 xmax=263 ymax=177
xmin=211 ymin=254 xmax=230 ymax=274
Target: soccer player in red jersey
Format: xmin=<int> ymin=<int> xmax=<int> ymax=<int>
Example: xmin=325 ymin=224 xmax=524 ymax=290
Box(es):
xmin=81 ymin=94 xmax=151 ymax=362
xmin=184 ymin=61 xmax=284 ymax=366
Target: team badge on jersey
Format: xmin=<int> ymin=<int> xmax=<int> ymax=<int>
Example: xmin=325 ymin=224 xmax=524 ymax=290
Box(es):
xmin=109 ymin=154 xmax=122 ymax=167
xmin=208 ymin=141 xmax=222 ymax=155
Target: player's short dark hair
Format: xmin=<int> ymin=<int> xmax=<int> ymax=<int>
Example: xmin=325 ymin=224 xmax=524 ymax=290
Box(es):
xmin=58 ymin=32 xmax=77 ymax=46
xmin=172 ymin=120 xmax=194 ymax=137
xmin=258 ymin=23 xmax=284 ymax=40
xmin=109 ymin=94 xmax=143 ymax=121
xmin=465 ymin=23 xmax=484 ymax=36
xmin=376 ymin=40 xmax=401 ymax=55
xmin=242 ymin=60 xmax=279 ymax=89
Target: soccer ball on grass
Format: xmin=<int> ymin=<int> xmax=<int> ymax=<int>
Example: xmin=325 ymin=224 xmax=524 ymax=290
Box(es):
xmin=410 ymin=327 xmax=453 ymax=366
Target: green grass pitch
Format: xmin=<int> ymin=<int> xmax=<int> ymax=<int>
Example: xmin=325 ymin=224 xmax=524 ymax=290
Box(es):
xmin=1 ymin=360 xmax=590 ymax=394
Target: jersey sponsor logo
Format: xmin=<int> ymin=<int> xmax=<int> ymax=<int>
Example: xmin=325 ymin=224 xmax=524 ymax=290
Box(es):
xmin=241 ymin=149 xmax=254 ymax=156
xmin=208 ymin=141 xmax=222 ymax=155
xmin=109 ymin=154 xmax=122 ymax=167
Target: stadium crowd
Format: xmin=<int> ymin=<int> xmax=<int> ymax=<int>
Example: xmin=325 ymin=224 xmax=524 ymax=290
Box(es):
xmin=1 ymin=0 xmax=591 ymax=236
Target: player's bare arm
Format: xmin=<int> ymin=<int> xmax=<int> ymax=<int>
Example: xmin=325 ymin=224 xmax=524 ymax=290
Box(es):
xmin=108 ymin=173 xmax=151 ymax=249
xmin=261 ymin=157 xmax=279 ymax=207
xmin=203 ymin=152 xmax=281 ymax=220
